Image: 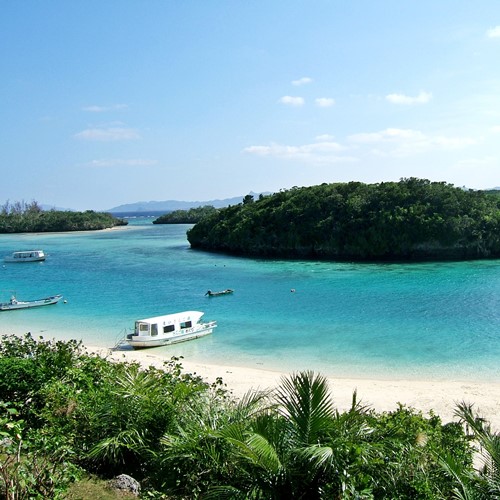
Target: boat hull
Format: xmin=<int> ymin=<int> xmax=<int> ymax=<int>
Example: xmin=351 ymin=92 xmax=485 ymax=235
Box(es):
xmin=0 ymin=294 xmax=63 ymax=311
xmin=126 ymin=322 xmax=216 ymax=348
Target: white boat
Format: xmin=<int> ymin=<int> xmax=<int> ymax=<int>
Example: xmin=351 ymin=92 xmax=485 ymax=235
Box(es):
xmin=0 ymin=294 xmax=63 ymax=311
xmin=4 ymin=250 xmax=46 ymax=263
xmin=126 ymin=310 xmax=217 ymax=348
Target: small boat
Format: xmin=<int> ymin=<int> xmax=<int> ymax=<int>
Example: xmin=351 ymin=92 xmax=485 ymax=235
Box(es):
xmin=0 ymin=294 xmax=63 ymax=311
xmin=126 ymin=310 xmax=217 ymax=348
xmin=4 ymin=250 xmax=46 ymax=263
xmin=205 ymin=289 xmax=234 ymax=297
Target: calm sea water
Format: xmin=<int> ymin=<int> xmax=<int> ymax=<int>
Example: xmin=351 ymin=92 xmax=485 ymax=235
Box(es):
xmin=1 ymin=217 xmax=500 ymax=382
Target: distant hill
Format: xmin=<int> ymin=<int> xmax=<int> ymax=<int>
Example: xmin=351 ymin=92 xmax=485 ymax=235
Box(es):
xmin=107 ymin=192 xmax=267 ymax=213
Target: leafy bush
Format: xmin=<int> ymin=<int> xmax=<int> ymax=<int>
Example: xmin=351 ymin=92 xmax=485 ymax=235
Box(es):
xmin=0 ymin=335 xmax=496 ymax=498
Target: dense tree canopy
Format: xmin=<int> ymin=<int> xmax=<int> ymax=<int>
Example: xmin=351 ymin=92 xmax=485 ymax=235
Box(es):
xmin=0 ymin=200 xmax=127 ymax=233
xmin=0 ymin=334 xmax=498 ymax=498
xmin=153 ymin=205 xmax=217 ymax=224
xmin=187 ymin=179 xmax=500 ymax=261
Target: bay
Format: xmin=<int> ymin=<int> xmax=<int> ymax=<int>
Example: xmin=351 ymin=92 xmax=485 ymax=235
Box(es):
xmin=1 ymin=217 xmax=499 ymax=382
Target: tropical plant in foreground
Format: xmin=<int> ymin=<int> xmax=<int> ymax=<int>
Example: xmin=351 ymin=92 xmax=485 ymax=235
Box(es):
xmin=440 ymin=402 xmax=500 ymax=499
xmin=206 ymin=371 xmax=375 ymax=499
xmin=85 ymin=358 xmax=210 ymax=479
xmin=365 ymin=405 xmax=472 ymax=499
xmin=158 ymin=387 xmax=272 ymax=497
xmin=0 ymin=402 xmax=81 ymax=499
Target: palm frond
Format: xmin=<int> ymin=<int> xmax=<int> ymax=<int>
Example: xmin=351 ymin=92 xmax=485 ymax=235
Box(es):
xmin=204 ymin=485 xmax=260 ymax=499
xmin=438 ymin=452 xmax=478 ymax=500
xmin=276 ymin=371 xmax=335 ymax=445
xmin=88 ymin=428 xmax=148 ymax=464
xmin=299 ymin=443 xmax=334 ymax=469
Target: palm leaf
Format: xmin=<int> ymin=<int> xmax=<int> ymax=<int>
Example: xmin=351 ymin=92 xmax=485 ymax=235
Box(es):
xmin=88 ymin=428 xmax=149 ymax=464
xmin=276 ymin=371 xmax=335 ymax=445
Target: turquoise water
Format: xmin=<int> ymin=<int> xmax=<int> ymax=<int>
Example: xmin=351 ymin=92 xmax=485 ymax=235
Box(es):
xmin=1 ymin=218 xmax=500 ymax=382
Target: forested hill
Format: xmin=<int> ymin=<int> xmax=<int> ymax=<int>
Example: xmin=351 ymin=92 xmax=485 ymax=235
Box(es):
xmin=0 ymin=201 xmax=127 ymax=233
xmin=187 ymin=178 xmax=500 ymax=261
xmin=153 ymin=205 xmax=217 ymax=224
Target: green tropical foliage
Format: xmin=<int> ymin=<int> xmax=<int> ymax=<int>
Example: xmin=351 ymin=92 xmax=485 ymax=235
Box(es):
xmin=0 ymin=334 xmax=496 ymax=498
xmin=187 ymin=178 xmax=500 ymax=261
xmin=440 ymin=402 xmax=500 ymax=499
xmin=153 ymin=205 xmax=218 ymax=224
xmin=0 ymin=200 xmax=127 ymax=233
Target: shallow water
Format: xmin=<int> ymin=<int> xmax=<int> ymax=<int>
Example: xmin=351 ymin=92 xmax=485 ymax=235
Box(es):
xmin=1 ymin=218 xmax=499 ymax=382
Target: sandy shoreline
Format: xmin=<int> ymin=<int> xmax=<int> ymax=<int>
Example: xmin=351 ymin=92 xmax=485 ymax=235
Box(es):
xmin=90 ymin=345 xmax=500 ymax=431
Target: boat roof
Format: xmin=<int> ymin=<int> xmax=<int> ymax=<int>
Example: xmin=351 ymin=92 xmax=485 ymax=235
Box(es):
xmin=136 ymin=310 xmax=204 ymax=323
xmin=12 ymin=249 xmax=44 ymax=253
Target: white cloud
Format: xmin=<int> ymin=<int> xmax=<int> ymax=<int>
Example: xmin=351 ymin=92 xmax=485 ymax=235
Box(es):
xmin=292 ymin=77 xmax=313 ymax=86
xmin=82 ymin=104 xmax=128 ymax=112
xmin=491 ymin=125 xmax=500 ymax=133
xmin=244 ymin=126 xmax=478 ymax=167
xmin=74 ymin=127 xmax=140 ymax=141
xmin=86 ymin=159 xmax=157 ymax=167
xmin=386 ymin=91 xmax=432 ymax=105
xmin=349 ymin=128 xmax=423 ymax=144
xmin=279 ymin=96 xmax=305 ymax=106
xmin=455 ymin=156 xmax=497 ymax=167
xmin=487 ymin=26 xmax=500 ymax=38
xmin=348 ymin=127 xmax=477 ymax=156
xmin=315 ymin=134 xmax=335 ymax=141
xmin=243 ymin=139 xmax=355 ymax=165
xmin=315 ymin=97 xmax=335 ymax=107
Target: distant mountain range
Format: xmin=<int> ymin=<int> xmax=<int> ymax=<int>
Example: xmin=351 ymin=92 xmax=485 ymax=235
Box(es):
xmin=107 ymin=192 xmax=267 ymax=213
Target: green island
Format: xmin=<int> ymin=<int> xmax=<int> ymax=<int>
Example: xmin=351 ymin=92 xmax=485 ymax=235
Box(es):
xmin=0 ymin=334 xmax=498 ymax=499
xmin=153 ymin=205 xmax=217 ymax=224
xmin=187 ymin=178 xmax=500 ymax=261
xmin=0 ymin=201 xmax=127 ymax=233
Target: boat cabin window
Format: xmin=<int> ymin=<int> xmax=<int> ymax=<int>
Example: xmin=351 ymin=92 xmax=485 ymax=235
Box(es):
xmin=151 ymin=324 xmax=158 ymax=336
xmin=180 ymin=321 xmax=192 ymax=329
xmin=138 ymin=323 xmax=149 ymax=333
xmin=163 ymin=324 xmax=175 ymax=333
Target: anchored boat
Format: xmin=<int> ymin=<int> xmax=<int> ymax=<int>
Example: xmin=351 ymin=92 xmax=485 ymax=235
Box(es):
xmin=0 ymin=294 xmax=63 ymax=311
xmin=4 ymin=250 xmax=46 ymax=263
xmin=205 ymin=289 xmax=234 ymax=297
xmin=126 ymin=310 xmax=217 ymax=348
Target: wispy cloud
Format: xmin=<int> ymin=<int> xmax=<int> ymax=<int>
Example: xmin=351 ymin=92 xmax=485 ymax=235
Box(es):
xmin=487 ymin=26 xmax=500 ymax=38
xmin=85 ymin=159 xmax=157 ymax=167
xmin=82 ymin=104 xmax=128 ymax=112
xmin=279 ymin=95 xmax=305 ymax=106
xmin=244 ymin=138 xmax=355 ymax=165
xmin=315 ymin=97 xmax=335 ymax=107
xmin=492 ymin=125 xmax=500 ymax=133
xmin=385 ymin=91 xmax=432 ymax=105
xmin=74 ymin=127 xmax=140 ymax=141
xmin=244 ymin=127 xmax=477 ymax=165
xmin=315 ymin=134 xmax=335 ymax=141
xmin=292 ymin=77 xmax=313 ymax=86
xmin=348 ymin=127 xmax=477 ymax=156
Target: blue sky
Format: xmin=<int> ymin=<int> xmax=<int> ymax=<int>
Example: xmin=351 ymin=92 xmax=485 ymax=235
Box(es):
xmin=1 ymin=2 xmax=500 ymax=210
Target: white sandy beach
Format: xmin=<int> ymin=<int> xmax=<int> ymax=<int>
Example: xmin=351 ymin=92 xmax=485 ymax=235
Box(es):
xmin=91 ymin=346 xmax=500 ymax=431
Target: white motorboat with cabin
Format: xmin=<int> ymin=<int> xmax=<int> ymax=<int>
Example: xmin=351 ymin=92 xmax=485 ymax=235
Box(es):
xmin=0 ymin=294 xmax=63 ymax=311
xmin=126 ymin=310 xmax=217 ymax=348
xmin=4 ymin=250 xmax=46 ymax=263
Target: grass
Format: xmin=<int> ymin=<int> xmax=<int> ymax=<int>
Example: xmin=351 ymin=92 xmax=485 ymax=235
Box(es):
xmin=64 ymin=477 xmax=139 ymax=499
